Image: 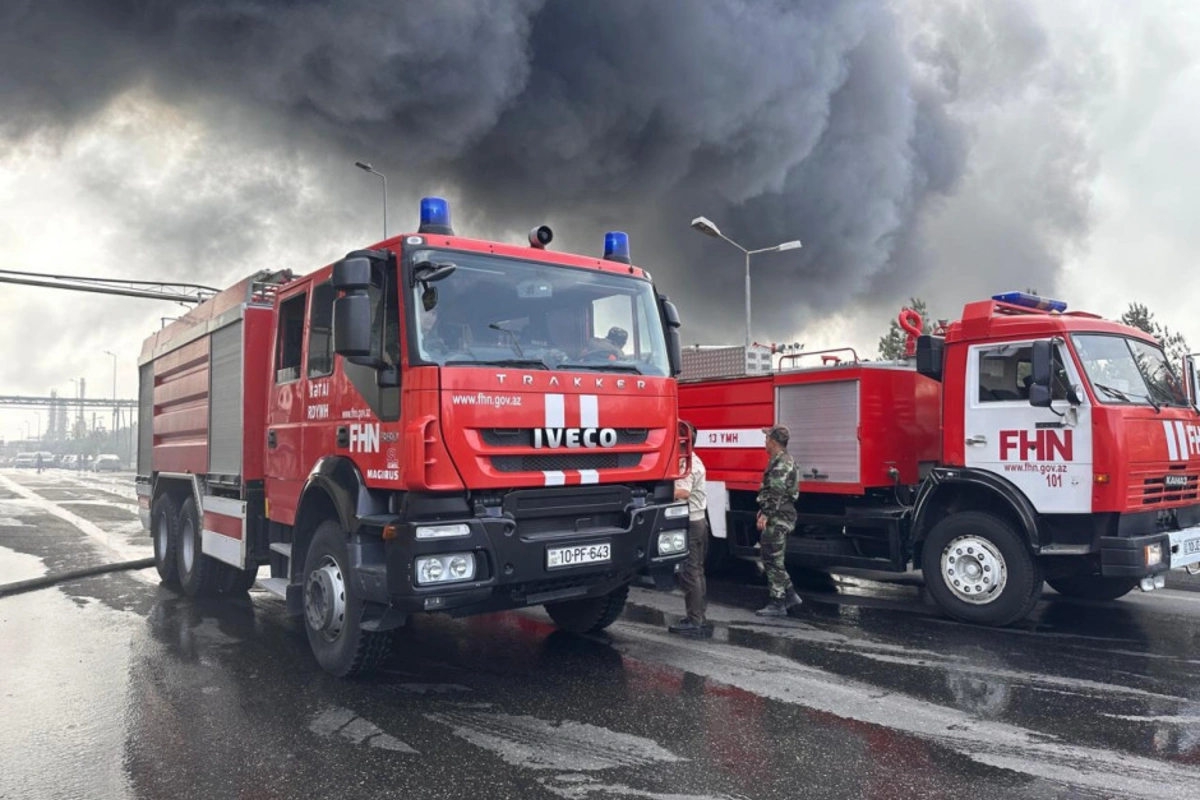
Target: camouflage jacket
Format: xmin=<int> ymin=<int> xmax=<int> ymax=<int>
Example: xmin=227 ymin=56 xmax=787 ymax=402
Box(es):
xmin=757 ymin=450 xmax=799 ymax=520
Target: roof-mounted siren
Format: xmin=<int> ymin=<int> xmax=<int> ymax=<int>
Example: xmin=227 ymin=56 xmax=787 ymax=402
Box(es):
xmin=529 ymin=225 xmax=553 ymax=249
xmin=418 ymin=196 xmax=454 ymax=236
xmin=993 ymin=291 xmax=1067 ymax=313
xmin=603 ymin=231 xmax=631 ymax=264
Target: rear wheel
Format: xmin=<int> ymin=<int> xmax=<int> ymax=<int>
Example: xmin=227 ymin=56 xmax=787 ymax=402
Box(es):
xmin=176 ymin=496 xmax=219 ymax=597
xmin=921 ymin=512 xmax=1043 ymax=626
xmin=302 ymin=520 xmax=392 ymax=677
xmin=1047 ymin=574 xmax=1139 ymax=601
xmin=545 ymin=584 xmax=629 ymax=634
xmin=151 ymin=494 xmax=180 ymax=587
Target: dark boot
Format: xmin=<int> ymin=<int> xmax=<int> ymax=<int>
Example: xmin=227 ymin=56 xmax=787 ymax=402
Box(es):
xmin=668 ymin=619 xmax=714 ymax=639
xmin=755 ymin=598 xmax=789 ymax=617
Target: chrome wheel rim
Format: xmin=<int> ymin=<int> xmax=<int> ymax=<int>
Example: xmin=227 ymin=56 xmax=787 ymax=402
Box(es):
xmin=941 ymin=535 xmax=1007 ymax=605
xmin=304 ymin=556 xmax=347 ymax=642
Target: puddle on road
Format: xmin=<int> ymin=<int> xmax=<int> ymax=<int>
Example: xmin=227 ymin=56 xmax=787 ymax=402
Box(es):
xmin=0 ymin=543 xmax=46 ymax=583
xmin=0 ymin=578 xmax=139 ymax=800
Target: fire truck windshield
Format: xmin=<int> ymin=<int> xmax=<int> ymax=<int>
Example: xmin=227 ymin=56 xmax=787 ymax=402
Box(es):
xmin=408 ymin=249 xmax=671 ymax=377
xmin=1071 ymin=334 xmax=1188 ymax=408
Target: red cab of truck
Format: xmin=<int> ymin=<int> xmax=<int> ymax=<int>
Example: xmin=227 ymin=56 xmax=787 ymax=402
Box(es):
xmin=137 ymin=198 xmax=691 ymax=675
xmin=680 ymin=292 xmax=1200 ymax=626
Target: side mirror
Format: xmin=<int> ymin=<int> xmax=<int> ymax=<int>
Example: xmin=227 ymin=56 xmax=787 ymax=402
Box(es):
xmin=1185 ymin=354 xmax=1198 ymax=409
xmin=333 ymin=293 xmax=372 ymax=357
xmin=1029 ymin=340 xmax=1053 ymax=409
xmin=332 ymin=257 xmax=371 ymax=291
xmin=659 ymin=297 xmax=683 ymax=376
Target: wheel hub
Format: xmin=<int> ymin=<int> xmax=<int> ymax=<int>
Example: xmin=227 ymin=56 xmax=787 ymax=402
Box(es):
xmin=304 ymin=556 xmax=347 ymax=642
xmin=941 ymin=535 xmax=1007 ymax=605
xmin=181 ymin=517 xmax=195 ymax=573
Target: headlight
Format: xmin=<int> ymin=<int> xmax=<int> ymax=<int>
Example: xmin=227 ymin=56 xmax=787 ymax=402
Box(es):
xmin=657 ymin=531 xmax=687 ymax=555
xmin=415 ymin=553 xmax=477 ymax=585
xmin=415 ymin=523 xmax=471 ymax=540
xmin=664 ymin=504 xmax=689 ymax=520
xmin=1145 ymin=543 xmax=1163 ymax=567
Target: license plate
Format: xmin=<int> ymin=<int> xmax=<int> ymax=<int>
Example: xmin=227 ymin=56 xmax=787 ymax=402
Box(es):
xmin=547 ymin=543 xmax=611 ymax=569
xmin=1186 ymin=538 xmax=1200 ymax=556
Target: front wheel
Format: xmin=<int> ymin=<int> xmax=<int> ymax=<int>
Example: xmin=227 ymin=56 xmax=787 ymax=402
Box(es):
xmin=1047 ymin=575 xmax=1139 ymax=601
xmin=302 ymin=520 xmax=392 ymax=677
xmin=921 ymin=512 xmax=1043 ymax=626
xmin=545 ymin=584 xmax=629 ymax=634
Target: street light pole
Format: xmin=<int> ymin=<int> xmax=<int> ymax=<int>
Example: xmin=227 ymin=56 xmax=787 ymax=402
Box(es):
xmin=354 ymin=161 xmax=388 ymax=241
xmin=690 ymin=216 xmax=801 ymax=349
xmin=105 ymin=350 xmax=118 ymax=448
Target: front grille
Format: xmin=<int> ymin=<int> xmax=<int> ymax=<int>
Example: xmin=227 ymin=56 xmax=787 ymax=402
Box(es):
xmin=481 ymin=428 xmax=650 ymax=446
xmin=1134 ymin=470 xmax=1199 ymax=505
xmin=491 ymin=453 xmax=643 ymax=472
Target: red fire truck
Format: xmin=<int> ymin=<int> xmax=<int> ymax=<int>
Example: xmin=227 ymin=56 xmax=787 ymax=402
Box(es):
xmin=680 ymin=292 xmax=1200 ymax=626
xmin=136 ymin=198 xmax=691 ymax=675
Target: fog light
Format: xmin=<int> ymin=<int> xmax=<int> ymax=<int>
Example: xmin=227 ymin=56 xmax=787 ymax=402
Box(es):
xmin=416 ymin=523 xmax=471 ymax=540
xmin=1145 ymin=543 xmax=1163 ymax=567
xmin=448 ymin=556 xmax=471 ymax=579
xmin=664 ymin=504 xmax=689 ymax=520
xmin=657 ymin=531 xmax=687 ymax=555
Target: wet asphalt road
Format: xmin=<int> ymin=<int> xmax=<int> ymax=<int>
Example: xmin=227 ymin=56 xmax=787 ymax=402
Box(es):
xmin=2 ymin=469 xmax=1200 ymax=800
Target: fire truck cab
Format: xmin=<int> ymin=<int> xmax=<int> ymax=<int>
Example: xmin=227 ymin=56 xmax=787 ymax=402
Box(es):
xmin=137 ymin=199 xmax=691 ymax=675
xmin=681 ymin=292 xmax=1200 ymax=626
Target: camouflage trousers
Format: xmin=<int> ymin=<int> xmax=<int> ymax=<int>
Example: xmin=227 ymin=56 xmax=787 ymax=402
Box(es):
xmin=759 ymin=517 xmax=796 ymax=600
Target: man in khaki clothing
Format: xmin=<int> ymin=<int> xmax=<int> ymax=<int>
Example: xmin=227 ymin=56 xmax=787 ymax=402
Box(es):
xmin=668 ymin=424 xmax=711 ymax=639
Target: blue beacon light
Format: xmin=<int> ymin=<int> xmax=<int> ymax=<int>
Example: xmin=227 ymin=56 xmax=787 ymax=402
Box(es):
xmin=418 ymin=197 xmax=454 ymax=235
xmin=603 ymin=231 xmax=631 ymax=264
xmin=992 ymin=291 xmax=1067 ymax=313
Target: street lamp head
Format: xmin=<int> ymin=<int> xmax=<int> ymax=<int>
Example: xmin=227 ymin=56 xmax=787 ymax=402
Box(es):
xmin=354 ymin=161 xmax=373 ymax=172
xmin=690 ymin=216 xmax=722 ymax=238
xmin=776 ymin=240 xmax=802 ymax=252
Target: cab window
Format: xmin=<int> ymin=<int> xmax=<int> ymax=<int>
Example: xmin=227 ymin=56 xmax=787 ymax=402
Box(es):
xmin=275 ymin=292 xmax=308 ymax=384
xmin=978 ymin=345 xmax=1068 ymax=403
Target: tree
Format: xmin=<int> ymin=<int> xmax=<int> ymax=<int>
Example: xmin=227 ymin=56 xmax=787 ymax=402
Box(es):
xmin=1121 ymin=302 xmax=1190 ymax=366
xmin=878 ymin=297 xmax=932 ymax=360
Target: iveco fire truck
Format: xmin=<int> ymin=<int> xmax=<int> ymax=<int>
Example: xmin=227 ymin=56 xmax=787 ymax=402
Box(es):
xmin=680 ymin=292 xmax=1200 ymax=626
xmin=136 ymin=198 xmax=691 ymax=675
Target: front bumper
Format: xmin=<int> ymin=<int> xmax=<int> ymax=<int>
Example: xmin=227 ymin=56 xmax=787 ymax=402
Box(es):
xmin=376 ymin=499 xmax=688 ymax=616
xmin=1100 ymin=524 xmax=1200 ymax=577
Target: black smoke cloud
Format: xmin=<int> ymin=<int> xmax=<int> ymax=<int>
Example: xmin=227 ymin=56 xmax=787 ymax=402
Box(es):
xmin=0 ymin=0 xmax=1094 ymax=346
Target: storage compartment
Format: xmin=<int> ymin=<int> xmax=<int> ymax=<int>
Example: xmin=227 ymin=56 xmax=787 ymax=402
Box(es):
xmin=777 ymin=380 xmax=860 ymax=484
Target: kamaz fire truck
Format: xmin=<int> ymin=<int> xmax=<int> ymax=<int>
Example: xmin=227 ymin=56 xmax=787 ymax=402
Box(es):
xmin=680 ymin=292 xmax=1200 ymax=626
xmin=136 ymin=198 xmax=691 ymax=675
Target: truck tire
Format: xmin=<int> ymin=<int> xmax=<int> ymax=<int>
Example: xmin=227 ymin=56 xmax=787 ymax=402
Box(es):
xmin=151 ymin=494 xmax=180 ymax=587
xmin=545 ymin=584 xmax=629 ymax=634
xmin=176 ymin=496 xmax=219 ymax=597
xmin=302 ymin=520 xmax=392 ymax=678
xmin=921 ymin=512 xmax=1043 ymax=626
xmin=217 ymin=563 xmax=260 ymax=595
xmin=1047 ymin=575 xmax=1139 ymax=601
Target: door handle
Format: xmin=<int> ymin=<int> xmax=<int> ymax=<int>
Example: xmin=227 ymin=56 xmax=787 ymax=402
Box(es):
xmin=965 ymin=435 xmax=987 ymax=446
xmin=268 ymin=430 xmax=277 ymax=449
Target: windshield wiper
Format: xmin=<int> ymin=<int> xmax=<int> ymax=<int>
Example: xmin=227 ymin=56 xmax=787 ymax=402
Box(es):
xmin=446 ymin=358 xmax=551 ymax=370
xmin=556 ymin=362 xmax=643 ymax=375
xmin=488 ymin=323 xmax=525 ymax=357
xmin=1095 ymin=382 xmax=1160 ymax=412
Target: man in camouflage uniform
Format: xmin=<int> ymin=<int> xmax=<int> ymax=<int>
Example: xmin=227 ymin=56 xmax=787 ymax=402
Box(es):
xmin=755 ymin=425 xmax=803 ymax=617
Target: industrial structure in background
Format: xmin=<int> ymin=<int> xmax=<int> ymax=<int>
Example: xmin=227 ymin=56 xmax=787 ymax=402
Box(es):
xmin=681 ymin=292 xmax=1200 ymax=626
xmin=0 ymin=268 xmax=216 ymax=464
xmin=136 ymin=197 xmax=690 ymax=677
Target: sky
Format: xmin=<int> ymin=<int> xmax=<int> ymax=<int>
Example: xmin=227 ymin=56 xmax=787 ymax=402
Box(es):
xmin=2 ymin=0 xmax=1200 ymax=444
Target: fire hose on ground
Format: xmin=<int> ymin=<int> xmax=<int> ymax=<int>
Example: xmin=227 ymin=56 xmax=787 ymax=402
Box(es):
xmin=0 ymin=557 xmax=155 ymax=599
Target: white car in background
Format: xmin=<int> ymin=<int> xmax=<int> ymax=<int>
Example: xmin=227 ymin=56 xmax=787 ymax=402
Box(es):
xmin=92 ymin=454 xmax=123 ymax=472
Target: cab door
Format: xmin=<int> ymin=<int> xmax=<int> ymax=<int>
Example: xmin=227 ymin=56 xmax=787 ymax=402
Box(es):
xmin=265 ymin=286 xmax=309 ymax=524
xmin=963 ymin=340 xmax=1093 ymax=513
